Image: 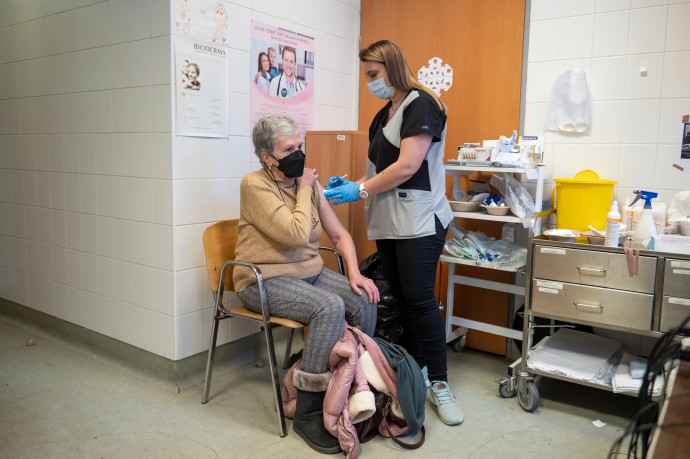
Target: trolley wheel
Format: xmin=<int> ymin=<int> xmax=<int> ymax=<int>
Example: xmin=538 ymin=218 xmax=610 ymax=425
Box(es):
xmin=498 ymin=378 xmax=516 ymax=398
xmin=452 ymin=335 xmax=467 ymax=352
xmin=518 ymin=381 xmax=540 ymax=412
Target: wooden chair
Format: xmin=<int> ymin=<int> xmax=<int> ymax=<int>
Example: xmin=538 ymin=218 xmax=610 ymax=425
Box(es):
xmin=200 ymin=220 xmax=343 ymax=437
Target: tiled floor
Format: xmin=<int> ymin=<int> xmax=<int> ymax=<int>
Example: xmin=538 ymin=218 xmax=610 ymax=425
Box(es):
xmin=0 ymin=313 xmax=637 ymax=458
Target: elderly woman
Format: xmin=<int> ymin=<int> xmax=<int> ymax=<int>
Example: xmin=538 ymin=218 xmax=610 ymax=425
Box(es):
xmin=233 ymin=115 xmax=379 ymax=454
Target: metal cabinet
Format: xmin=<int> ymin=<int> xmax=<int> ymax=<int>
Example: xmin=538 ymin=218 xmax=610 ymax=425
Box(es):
xmin=499 ymin=238 xmax=690 ymax=412
xmin=660 ymin=258 xmax=690 ymax=332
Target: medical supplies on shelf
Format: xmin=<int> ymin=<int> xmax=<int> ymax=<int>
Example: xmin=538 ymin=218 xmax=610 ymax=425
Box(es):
xmin=444 ymin=226 xmax=526 ymax=270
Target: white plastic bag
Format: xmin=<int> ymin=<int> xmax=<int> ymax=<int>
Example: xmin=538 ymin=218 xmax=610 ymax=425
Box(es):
xmin=546 ymin=69 xmax=592 ymax=135
xmin=489 ymin=173 xmax=535 ymax=218
xmin=669 ymin=190 xmax=690 ymax=222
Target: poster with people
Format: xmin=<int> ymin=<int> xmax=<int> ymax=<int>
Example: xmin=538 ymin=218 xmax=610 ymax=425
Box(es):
xmin=173 ymin=0 xmax=231 ymax=44
xmin=250 ymin=21 xmax=314 ymax=136
xmin=174 ymin=36 xmax=229 ymax=137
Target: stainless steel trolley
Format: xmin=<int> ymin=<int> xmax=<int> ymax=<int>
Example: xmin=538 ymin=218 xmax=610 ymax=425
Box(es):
xmin=498 ymin=221 xmax=690 ymax=411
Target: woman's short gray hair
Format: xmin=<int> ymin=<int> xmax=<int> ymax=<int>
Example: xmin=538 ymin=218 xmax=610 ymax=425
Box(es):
xmin=252 ymin=115 xmax=300 ymax=166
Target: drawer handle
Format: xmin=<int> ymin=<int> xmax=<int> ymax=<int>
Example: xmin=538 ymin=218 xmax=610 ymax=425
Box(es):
xmin=573 ymin=301 xmax=603 ymax=310
xmin=577 ymin=266 xmax=606 ymax=273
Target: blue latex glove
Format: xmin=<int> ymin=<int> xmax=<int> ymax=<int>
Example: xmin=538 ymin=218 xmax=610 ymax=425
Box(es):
xmin=325 ymin=175 xmax=352 ymax=190
xmin=323 ymin=181 xmax=361 ymax=204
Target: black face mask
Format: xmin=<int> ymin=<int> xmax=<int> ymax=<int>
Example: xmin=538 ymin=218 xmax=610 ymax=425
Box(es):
xmin=272 ymin=149 xmax=305 ymax=178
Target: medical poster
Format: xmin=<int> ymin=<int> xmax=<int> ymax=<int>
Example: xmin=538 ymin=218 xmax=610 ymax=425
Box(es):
xmin=173 ymin=0 xmax=231 ymax=44
xmin=174 ymin=36 xmax=229 ymax=137
xmin=250 ymin=21 xmax=314 ymax=136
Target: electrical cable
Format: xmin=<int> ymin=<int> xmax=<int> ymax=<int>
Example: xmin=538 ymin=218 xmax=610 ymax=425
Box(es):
xmin=608 ymin=312 xmax=690 ymax=458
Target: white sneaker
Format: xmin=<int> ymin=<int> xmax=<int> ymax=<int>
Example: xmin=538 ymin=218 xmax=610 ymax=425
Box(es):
xmin=429 ymin=381 xmax=464 ymax=426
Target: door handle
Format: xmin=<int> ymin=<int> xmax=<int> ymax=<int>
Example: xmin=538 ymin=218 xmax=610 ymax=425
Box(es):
xmin=573 ymin=301 xmax=603 ymax=310
xmin=577 ymin=266 xmax=606 ymax=273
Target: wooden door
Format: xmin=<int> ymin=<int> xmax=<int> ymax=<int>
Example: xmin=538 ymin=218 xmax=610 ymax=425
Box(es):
xmin=359 ymin=0 xmax=526 ymax=354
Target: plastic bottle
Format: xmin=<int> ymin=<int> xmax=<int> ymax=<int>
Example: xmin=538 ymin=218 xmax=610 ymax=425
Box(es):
xmin=632 ymin=191 xmax=658 ymax=247
xmin=667 ymin=203 xmax=679 ymax=233
xmin=622 ymin=197 xmax=633 ymax=231
xmin=605 ymin=200 xmax=621 ymax=247
xmin=652 ymin=201 xmax=666 ymax=235
xmin=632 ymin=205 xmax=642 ymax=231
xmin=501 ymin=223 xmax=520 ymax=243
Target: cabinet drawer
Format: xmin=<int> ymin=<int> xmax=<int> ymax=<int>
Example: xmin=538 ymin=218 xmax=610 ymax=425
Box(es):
xmin=531 ymin=279 xmax=653 ymax=331
xmin=663 ymin=259 xmax=690 ymax=298
xmin=660 ymin=296 xmax=690 ymax=333
xmin=533 ymin=245 xmax=656 ymax=293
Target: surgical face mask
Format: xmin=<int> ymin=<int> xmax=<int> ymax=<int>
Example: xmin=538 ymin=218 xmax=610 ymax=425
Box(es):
xmin=367 ymin=77 xmax=394 ymax=100
xmin=271 ymin=149 xmax=305 ymax=178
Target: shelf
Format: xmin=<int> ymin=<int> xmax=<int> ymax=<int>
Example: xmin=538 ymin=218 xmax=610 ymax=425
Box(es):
xmin=440 ymin=253 xmax=524 ymax=273
xmin=452 ymin=210 xmax=532 ymax=223
xmin=449 ymin=316 xmax=523 ymax=341
xmin=525 ymin=366 xmax=620 ymax=393
xmin=442 ymin=161 xmax=545 ymax=356
xmin=445 ymin=164 xmax=543 ymax=180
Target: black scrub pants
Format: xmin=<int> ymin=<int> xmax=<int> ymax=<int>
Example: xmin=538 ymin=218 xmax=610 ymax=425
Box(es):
xmin=375 ymin=215 xmax=449 ymax=382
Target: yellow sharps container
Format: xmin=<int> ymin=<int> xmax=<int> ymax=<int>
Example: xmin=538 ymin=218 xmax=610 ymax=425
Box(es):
xmin=551 ymin=170 xmax=617 ymax=232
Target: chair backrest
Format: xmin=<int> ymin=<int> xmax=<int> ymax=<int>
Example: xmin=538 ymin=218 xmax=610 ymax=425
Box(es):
xmin=203 ymin=220 xmax=239 ymax=293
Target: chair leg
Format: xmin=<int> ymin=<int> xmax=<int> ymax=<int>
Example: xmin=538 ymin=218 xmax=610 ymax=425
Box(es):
xmin=282 ymin=328 xmax=295 ymax=369
xmin=201 ymin=317 xmax=221 ymax=404
xmin=263 ymin=324 xmax=288 ymax=437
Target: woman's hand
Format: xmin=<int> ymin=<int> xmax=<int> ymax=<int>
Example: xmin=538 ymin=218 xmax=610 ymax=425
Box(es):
xmin=254 ymin=72 xmax=260 ymax=83
xmin=296 ymin=168 xmax=318 ymax=187
xmin=348 ymin=272 xmax=380 ymax=304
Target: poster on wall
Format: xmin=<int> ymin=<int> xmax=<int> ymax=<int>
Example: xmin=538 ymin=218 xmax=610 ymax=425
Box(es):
xmin=173 ymin=0 xmax=231 ymax=43
xmin=681 ymin=121 xmax=690 ymax=160
xmin=250 ymin=21 xmax=314 ymax=136
xmin=174 ymin=36 xmax=229 ymax=137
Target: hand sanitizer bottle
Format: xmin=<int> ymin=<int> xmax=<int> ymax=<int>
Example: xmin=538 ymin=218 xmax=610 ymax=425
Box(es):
xmin=605 ymin=200 xmax=621 ymax=247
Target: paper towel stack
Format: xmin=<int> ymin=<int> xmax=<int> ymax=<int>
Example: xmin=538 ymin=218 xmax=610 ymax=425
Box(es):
xmin=527 ymin=328 xmax=622 ymax=384
xmin=612 ymin=353 xmax=664 ymax=396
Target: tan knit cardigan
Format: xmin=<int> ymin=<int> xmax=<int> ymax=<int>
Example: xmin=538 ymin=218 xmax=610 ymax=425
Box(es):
xmin=232 ymin=168 xmax=324 ymax=292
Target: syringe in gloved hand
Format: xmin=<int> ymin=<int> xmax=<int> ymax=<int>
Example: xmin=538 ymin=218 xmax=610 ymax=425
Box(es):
xmin=324 ymin=174 xmax=347 ymax=193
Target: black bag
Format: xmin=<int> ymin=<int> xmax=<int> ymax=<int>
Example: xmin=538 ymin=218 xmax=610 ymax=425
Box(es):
xmin=354 ymin=390 xmax=386 ymax=443
xmin=359 ymin=253 xmax=404 ymax=343
xmin=355 ymin=389 xmax=425 ymax=449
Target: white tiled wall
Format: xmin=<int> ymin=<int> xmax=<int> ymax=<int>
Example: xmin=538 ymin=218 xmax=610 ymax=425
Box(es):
xmin=524 ymin=0 xmax=690 ymax=209
xmin=0 ymin=0 xmax=367 ymax=361
xmin=172 ymin=0 xmax=363 ymax=360
xmin=0 ymin=0 xmax=175 ymax=359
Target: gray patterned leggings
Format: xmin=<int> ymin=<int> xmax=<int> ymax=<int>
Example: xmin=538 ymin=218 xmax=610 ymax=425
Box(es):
xmin=236 ymin=268 xmax=377 ymax=374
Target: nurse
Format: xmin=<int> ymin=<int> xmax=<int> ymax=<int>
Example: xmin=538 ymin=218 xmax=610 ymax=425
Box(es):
xmin=324 ymin=39 xmax=463 ymax=426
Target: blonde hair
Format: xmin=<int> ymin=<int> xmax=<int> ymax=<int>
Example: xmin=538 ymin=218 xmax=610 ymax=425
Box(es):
xmin=359 ymin=40 xmax=446 ymax=112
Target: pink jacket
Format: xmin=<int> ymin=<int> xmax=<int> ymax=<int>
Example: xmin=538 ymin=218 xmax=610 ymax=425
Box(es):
xmin=282 ymin=326 xmax=412 ymax=458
